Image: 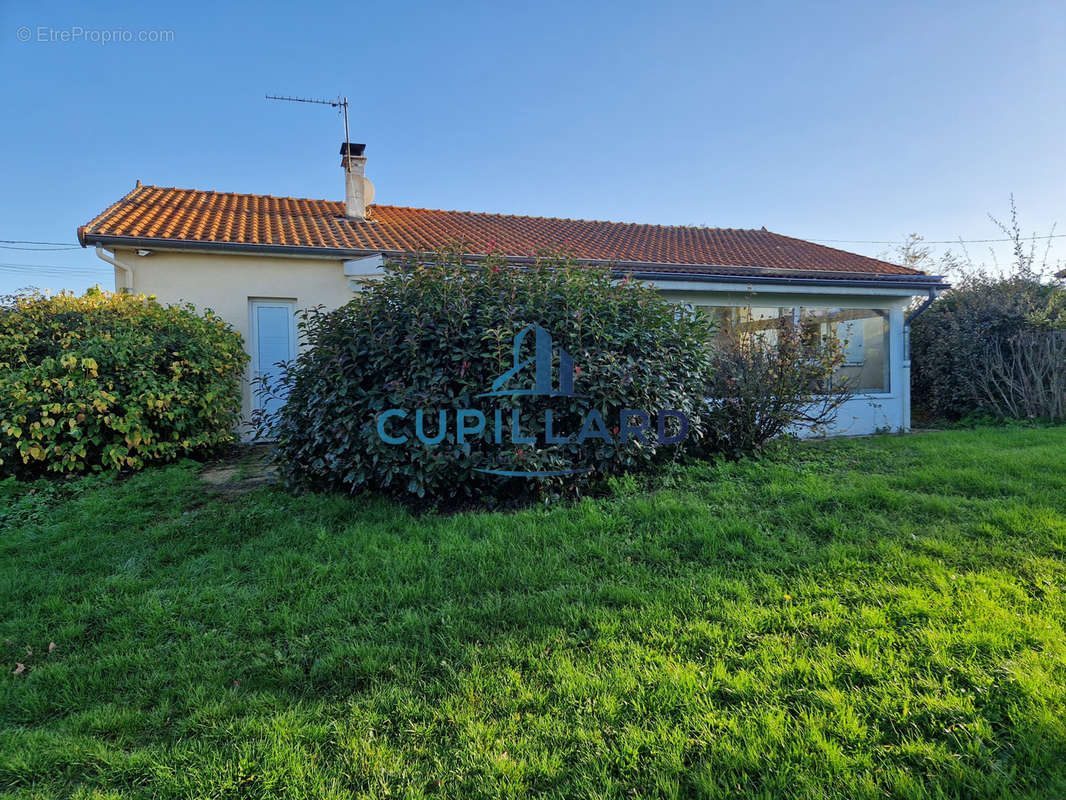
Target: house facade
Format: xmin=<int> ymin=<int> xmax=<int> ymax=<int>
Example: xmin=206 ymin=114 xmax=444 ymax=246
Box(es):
xmin=78 ymin=145 xmax=946 ymax=438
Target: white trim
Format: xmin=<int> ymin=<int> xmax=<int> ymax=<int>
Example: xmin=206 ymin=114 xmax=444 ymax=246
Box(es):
xmin=647 ymin=277 xmax=924 ymax=299
xmin=105 ymin=242 xmax=352 ymax=262
xmin=344 ymin=254 xmax=387 ymax=292
xmin=343 ymin=253 xmax=386 ymax=275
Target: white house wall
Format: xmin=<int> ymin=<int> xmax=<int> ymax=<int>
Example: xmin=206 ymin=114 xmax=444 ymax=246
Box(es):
xmin=111 ymin=249 xmax=919 ymax=439
xmin=111 ymin=247 xmax=351 ymax=437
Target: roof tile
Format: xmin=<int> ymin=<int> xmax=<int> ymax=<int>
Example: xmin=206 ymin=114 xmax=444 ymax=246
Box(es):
xmin=78 ymin=185 xmax=930 ymax=279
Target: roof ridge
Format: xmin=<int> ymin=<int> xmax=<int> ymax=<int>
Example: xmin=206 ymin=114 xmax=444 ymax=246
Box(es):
xmin=120 ymin=185 xmax=755 ymax=233
xmin=130 ymin=184 xmax=345 ymax=207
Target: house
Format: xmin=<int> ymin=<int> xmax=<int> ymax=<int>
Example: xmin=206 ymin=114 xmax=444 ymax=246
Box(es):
xmin=77 ymin=144 xmax=947 ymax=437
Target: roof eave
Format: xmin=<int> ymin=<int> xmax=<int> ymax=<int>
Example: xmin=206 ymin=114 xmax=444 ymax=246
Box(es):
xmin=80 ymin=233 xmax=948 ymax=291
xmin=82 ymin=232 xmax=386 ymax=260
xmin=620 ymin=269 xmax=949 ymax=292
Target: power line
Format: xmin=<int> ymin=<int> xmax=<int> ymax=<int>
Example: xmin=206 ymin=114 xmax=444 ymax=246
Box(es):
xmin=0 ymin=261 xmax=109 ymax=275
xmin=0 ymin=244 xmax=82 ymax=252
xmin=810 ymin=233 xmax=1066 ymax=246
xmin=0 ymin=239 xmax=81 ymax=247
xmin=0 ymin=264 xmax=107 ymax=275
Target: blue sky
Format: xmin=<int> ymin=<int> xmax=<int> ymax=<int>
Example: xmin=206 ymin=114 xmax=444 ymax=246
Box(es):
xmin=1 ymin=0 xmax=1064 ymax=295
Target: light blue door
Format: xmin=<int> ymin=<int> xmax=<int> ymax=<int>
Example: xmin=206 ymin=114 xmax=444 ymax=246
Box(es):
xmin=251 ymin=301 xmax=295 ymax=416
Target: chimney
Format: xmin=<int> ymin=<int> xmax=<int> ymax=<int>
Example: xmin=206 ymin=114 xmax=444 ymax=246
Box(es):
xmin=341 ymin=142 xmax=368 ymax=220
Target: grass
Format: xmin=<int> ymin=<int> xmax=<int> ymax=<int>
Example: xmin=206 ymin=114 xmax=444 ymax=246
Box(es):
xmin=2 ymin=427 xmax=1066 ymax=799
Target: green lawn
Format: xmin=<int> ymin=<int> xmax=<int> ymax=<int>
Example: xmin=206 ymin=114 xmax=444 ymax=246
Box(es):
xmin=2 ymin=427 xmax=1066 ymax=799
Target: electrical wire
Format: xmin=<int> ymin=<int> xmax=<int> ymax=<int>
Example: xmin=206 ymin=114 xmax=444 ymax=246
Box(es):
xmin=0 ymin=261 xmax=109 ymax=276
xmin=0 ymin=244 xmax=83 ymax=251
xmin=0 ymin=239 xmax=81 ymax=247
xmin=809 ymin=233 xmax=1065 ymax=245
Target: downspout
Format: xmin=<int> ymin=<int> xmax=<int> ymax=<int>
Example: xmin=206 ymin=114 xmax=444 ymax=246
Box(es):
xmin=901 ymin=287 xmax=941 ymax=432
xmin=94 ymin=245 xmax=134 ymax=291
xmin=905 ymin=287 xmax=938 ymax=328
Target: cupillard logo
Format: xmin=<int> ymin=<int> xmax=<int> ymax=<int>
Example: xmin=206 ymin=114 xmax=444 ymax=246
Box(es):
xmin=376 ymin=324 xmax=690 ymax=477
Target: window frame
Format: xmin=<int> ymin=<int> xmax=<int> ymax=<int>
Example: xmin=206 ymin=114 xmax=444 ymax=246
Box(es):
xmin=692 ymin=302 xmax=896 ymax=399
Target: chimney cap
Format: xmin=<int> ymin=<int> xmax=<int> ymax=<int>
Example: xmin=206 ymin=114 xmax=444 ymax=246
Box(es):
xmin=340 ymin=142 xmax=366 ymax=157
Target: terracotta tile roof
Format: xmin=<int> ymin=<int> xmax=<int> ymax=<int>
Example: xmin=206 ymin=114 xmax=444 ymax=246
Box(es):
xmin=79 ymin=184 xmax=935 ymax=281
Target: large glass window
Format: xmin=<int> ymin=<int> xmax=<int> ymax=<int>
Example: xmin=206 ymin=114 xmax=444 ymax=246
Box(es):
xmin=699 ymin=305 xmax=795 ymax=347
xmin=696 ymin=304 xmax=892 ymax=394
xmin=801 ymin=307 xmax=891 ymax=393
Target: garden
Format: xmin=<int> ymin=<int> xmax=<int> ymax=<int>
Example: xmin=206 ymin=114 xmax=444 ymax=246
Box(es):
xmin=1 ymin=427 xmax=1065 ymax=798
xmin=1 ymin=253 xmax=1065 ymax=798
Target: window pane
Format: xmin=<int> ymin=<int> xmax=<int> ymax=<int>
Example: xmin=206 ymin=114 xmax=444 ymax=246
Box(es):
xmin=801 ymin=308 xmax=890 ymax=393
xmin=697 ymin=305 xmax=795 ymax=346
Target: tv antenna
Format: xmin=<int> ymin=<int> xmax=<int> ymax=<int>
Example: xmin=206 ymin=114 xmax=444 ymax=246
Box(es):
xmin=265 ymin=93 xmax=352 ymax=169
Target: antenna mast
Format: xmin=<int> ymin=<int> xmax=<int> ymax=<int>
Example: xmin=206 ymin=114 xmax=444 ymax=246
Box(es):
xmin=265 ymin=93 xmax=351 ymax=170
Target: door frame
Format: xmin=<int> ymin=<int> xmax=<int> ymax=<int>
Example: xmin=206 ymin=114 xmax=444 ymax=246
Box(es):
xmin=248 ymin=298 xmax=297 ymax=414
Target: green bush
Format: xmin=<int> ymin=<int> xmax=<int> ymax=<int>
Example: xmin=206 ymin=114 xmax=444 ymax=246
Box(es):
xmin=701 ymin=319 xmax=851 ymax=457
xmin=910 ymin=275 xmax=1066 ymax=420
xmin=259 ymin=252 xmax=715 ymax=506
xmin=0 ymin=288 xmax=248 ymax=477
